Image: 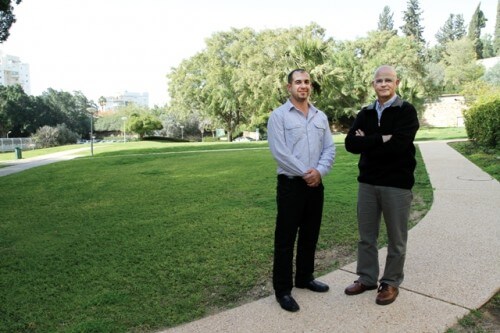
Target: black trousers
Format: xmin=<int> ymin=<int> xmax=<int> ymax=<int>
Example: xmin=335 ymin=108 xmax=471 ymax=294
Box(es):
xmin=273 ymin=175 xmax=324 ymax=296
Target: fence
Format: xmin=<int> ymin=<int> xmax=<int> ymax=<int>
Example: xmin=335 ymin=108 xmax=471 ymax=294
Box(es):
xmin=0 ymin=138 xmax=35 ymax=153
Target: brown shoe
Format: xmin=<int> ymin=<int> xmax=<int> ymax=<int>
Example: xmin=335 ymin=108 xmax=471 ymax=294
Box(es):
xmin=376 ymin=283 xmax=399 ymax=305
xmin=344 ymin=280 xmax=377 ymax=295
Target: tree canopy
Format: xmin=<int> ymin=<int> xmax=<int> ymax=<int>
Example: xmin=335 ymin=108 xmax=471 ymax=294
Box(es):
xmin=2 ymin=1 xmax=497 ymax=142
xmin=0 ymin=0 xmax=21 ymax=42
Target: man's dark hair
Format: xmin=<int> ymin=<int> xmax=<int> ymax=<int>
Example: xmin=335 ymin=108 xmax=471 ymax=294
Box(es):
xmin=287 ymin=69 xmax=307 ymax=84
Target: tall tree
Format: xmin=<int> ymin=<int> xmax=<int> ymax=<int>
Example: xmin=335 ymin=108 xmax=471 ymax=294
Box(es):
xmin=0 ymin=0 xmax=21 ymax=42
xmin=494 ymin=0 xmax=500 ymax=55
xmin=468 ymin=3 xmax=487 ymax=59
xmin=400 ymin=0 xmax=425 ymax=44
xmin=377 ymin=6 xmax=395 ymax=33
xmin=435 ymin=14 xmax=467 ymax=45
xmin=0 ymin=84 xmax=33 ymax=136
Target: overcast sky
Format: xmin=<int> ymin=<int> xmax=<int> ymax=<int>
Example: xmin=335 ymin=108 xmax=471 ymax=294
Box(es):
xmin=1 ymin=0 xmax=497 ymax=106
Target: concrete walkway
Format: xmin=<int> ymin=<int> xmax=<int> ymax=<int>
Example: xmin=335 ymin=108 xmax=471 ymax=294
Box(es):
xmin=160 ymin=141 xmax=500 ymax=333
xmin=0 ymin=148 xmax=88 ymax=177
xmin=1 ymin=141 xmax=498 ymax=332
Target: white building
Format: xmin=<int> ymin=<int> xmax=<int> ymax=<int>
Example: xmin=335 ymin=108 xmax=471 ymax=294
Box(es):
xmin=102 ymin=90 xmax=149 ymax=111
xmin=477 ymin=56 xmax=500 ymax=70
xmin=0 ymin=51 xmax=31 ymax=94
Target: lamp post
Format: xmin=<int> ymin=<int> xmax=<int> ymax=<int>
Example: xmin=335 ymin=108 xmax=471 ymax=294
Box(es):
xmin=180 ymin=125 xmax=184 ymax=140
xmin=86 ymin=107 xmax=97 ymax=156
xmin=7 ymin=131 xmax=12 ymax=138
xmin=121 ymin=116 xmax=127 ymax=143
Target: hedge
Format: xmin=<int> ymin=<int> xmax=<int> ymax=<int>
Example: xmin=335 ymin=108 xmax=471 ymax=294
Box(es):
xmin=463 ymin=99 xmax=500 ymax=148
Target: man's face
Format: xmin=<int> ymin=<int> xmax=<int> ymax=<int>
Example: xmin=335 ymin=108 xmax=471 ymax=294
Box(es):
xmin=288 ymin=71 xmax=311 ymax=102
xmin=372 ymin=68 xmax=399 ymax=102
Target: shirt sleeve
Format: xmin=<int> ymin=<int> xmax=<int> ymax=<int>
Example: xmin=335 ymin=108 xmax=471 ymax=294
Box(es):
xmin=315 ymin=117 xmax=335 ymax=177
xmin=267 ymin=110 xmax=308 ymax=176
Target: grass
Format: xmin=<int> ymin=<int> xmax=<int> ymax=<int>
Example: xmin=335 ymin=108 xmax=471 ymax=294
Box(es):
xmin=449 ymin=141 xmax=499 ymax=181
xmin=0 ymin=127 xmax=470 ymax=332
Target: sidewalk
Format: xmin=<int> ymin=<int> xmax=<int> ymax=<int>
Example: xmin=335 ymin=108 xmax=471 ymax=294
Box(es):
xmin=0 ymin=148 xmax=88 ymax=177
xmin=160 ymin=141 xmax=500 ymax=333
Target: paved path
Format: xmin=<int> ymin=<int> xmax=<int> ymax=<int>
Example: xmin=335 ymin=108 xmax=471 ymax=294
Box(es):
xmin=0 ymin=148 xmax=88 ymax=177
xmin=1 ymin=141 xmax=499 ymax=332
xmin=160 ymin=141 xmax=500 ymax=333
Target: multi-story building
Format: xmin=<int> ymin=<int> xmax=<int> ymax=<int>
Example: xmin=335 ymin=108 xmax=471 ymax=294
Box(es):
xmin=101 ymin=90 xmax=149 ymax=111
xmin=0 ymin=51 xmax=31 ymax=94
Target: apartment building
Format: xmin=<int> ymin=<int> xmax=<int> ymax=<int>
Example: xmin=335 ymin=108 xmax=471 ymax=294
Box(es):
xmin=0 ymin=50 xmax=31 ymax=94
xmin=101 ymin=90 xmax=149 ymax=111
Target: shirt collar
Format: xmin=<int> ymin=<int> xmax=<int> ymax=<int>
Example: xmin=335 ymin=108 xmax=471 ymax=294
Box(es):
xmin=286 ymin=99 xmax=317 ymax=114
xmin=376 ymin=94 xmax=398 ymax=111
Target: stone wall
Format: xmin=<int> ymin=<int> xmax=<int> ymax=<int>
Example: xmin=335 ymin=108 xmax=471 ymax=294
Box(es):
xmin=422 ymin=95 xmax=467 ymax=127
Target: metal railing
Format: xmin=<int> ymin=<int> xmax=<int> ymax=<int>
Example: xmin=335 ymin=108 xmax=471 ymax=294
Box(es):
xmin=0 ymin=138 xmax=35 ymax=153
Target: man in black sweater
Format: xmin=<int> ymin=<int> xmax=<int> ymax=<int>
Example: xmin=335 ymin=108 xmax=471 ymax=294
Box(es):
xmin=344 ymin=65 xmax=419 ymax=305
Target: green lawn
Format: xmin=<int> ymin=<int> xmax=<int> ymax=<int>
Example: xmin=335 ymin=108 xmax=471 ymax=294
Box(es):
xmin=0 ymin=128 xmax=466 ymax=332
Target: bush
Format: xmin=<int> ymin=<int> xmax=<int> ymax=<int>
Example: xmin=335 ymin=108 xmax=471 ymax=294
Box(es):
xmin=32 ymin=124 xmax=79 ymax=148
xmin=463 ymin=99 xmax=500 ymax=148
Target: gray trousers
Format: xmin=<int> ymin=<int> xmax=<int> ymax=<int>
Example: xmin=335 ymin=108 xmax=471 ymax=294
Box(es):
xmin=356 ymin=183 xmax=413 ymax=287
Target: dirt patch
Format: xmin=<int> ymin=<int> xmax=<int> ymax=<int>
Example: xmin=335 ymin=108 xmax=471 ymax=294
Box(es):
xmin=204 ymin=244 xmax=358 ymax=316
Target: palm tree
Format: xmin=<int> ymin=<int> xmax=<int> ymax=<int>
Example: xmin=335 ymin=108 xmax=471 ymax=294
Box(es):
xmin=98 ymin=96 xmax=107 ymax=112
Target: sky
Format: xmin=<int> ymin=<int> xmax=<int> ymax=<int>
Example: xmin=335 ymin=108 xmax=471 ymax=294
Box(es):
xmin=0 ymin=0 xmax=497 ymax=107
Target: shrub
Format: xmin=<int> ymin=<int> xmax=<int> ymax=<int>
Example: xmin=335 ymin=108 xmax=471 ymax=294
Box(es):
xmin=32 ymin=126 xmax=59 ymax=148
xmin=463 ymin=99 xmax=500 ymax=148
xmin=32 ymin=124 xmax=79 ymax=148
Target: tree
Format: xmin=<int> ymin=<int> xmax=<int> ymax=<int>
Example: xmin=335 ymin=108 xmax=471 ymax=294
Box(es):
xmin=431 ymin=14 xmax=467 ymax=63
xmin=441 ymin=38 xmax=484 ymax=92
xmin=168 ymin=24 xmax=343 ymax=140
xmin=0 ymin=0 xmax=21 ymax=43
xmin=98 ymin=96 xmax=107 ymax=112
xmin=435 ymin=14 xmax=467 ymax=45
xmin=468 ymin=3 xmax=487 ymax=59
xmin=377 ymin=6 xmax=396 ymax=34
xmin=127 ymin=113 xmax=163 ymax=138
xmin=400 ymin=0 xmax=425 ymax=45
xmin=0 ymin=84 xmax=33 ymax=136
xmin=481 ymin=33 xmax=495 ymax=58
xmin=495 ymin=0 xmax=500 ymax=55
xmin=40 ymin=88 xmax=93 ymax=138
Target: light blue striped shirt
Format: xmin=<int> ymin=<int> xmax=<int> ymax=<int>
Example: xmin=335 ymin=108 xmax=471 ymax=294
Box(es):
xmin=375 ymin=94 xmax=398 ymax=123
xmin=267 ymin=99 xmax=335 ymax=177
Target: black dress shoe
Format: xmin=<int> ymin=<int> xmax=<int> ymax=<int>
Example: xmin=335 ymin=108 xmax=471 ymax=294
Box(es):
xmin=296 ymin=280 xmax=329 ymax=292
xmin=276 ymin=294 xmax=300 ymax=312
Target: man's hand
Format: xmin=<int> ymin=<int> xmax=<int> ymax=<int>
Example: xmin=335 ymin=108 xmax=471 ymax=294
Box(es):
xmin=303 ymin=168 xmax=321 ymax=187
xmin=356 ymin=129 xmax=391 ymax=143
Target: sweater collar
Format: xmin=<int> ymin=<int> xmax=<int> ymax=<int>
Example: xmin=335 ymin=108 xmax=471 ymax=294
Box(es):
xmin=366 ymin=96 xmax=403 ymax=110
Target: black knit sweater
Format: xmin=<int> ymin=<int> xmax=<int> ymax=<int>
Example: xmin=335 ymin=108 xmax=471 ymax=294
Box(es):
xmin=344 ymin=96 xmax=420 ymax=190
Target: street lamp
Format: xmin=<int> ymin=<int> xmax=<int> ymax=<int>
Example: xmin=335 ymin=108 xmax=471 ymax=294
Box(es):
xmin=7 ymin=131 xmax=12 ymax=138
xmin=121 ymin=116 xmax=127 ymax=143
xmin=180 ymin=125 xmax=184 ymax=140
xmin=86 ymin=107 xmax=97 ymax=156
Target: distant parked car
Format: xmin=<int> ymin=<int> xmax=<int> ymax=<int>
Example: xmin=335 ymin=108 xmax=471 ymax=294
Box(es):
xmin=233 ymin=136 xmax=255 ymax=142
